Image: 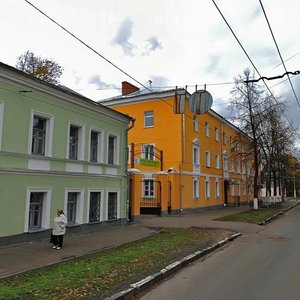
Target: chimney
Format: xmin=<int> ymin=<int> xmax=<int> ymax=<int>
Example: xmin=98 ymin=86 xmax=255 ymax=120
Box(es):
xmin=122 ymin=81 xmax=139 ymax=96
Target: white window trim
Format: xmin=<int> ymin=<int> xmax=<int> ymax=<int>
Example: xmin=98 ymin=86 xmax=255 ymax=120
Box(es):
xmin=142 ymin=178 xmax=155 ymax=198
xmin=215 ymin=178 xmax=220 ymax=197
xmin=105 ymin=189 xmax=120 ymax=220
xmin=67 ymin=121 xmax=85 ymax=161
xmin=231 ymin=182 xmax=235 ymax=196
xmin=205 ymin=176 xmax=210 ymax=199
xmin=144 ymin=110 xmax=154 ymax=128
xmin=192 ymin=140 xmax=201 ymax=167
xmin=107 ymin=132 xmax=120 ymax=165
xmin=215 ymin=154 xmax=220 ymax=169
xmin=87 ymin=189 xmax=104 ymax=223
xmin=215 ymin=128 xmax=219 ymax=142
xmin=24 ymin=187 xmax=52 ymax=232
xmin=89 ymin=127 xmax=104 ymax=163
xmin=205 ymin=151 xmax=210 ymax=167
xmin=141 ymin=143 xmax=156 ymax=160
xmin=193 ymin=177 xmax=199 ymax=200
xmin=28 ymin=110 xmax=54 ymax=157
xmin=193 ymin=116 xmax=199 ymax=132
xmin=205 ymin=122 xmax=209 ymax=137
xmin=64 ymin=188 xmax=84 ymax=225
xmin=0 ymin=101 xmax=4 ymax=151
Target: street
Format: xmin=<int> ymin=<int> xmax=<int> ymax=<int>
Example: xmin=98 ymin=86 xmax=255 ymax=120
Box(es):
xmin=138 ymin=205 xmax=300 ymax=300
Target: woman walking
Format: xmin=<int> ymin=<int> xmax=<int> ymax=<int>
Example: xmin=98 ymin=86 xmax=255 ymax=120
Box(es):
xmin=52 ymin=209 xmax=67 ymax=250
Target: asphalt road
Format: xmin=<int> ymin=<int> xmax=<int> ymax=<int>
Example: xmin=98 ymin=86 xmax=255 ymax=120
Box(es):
xmin=139 ymin=205 xmax=300 ymax=300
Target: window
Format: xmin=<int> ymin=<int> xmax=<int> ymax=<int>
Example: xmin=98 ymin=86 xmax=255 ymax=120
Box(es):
xmin=215 ymin=128 xmax=219 ymax=142
xmin=231 ymin=181 xmax=235 ymax=196
xmin=215 ymin=154 xmax=220 ymax=169
xmin=67 ymin=192 xmax=78 ymax=224
xmin=28 ymin=192 xmax=44 ymax=229
xmin=237 ymin=160 xmax=241 ymax=173
xmin=193 ymin=144 xmax=200 ymax=166
xmin=90 ymin=130 xmax=102 ymax=163
xmin=215 ymin=178 xmax=220 ymax=197
xmin=205 ymin=177 xmax=210 ymax=199
xmin=0 ymin=101 xmax=4 ymax=151
xmin=108 ymin=135 xmax=117 ymax=164
xmin=29 ymin=112 xmax=53 ymax=156
xmin=26 ymin=188 xmax=51 ymax=232
xmin=108 ymin=192 xmax=118 ymax=220
xmin=230 ymin=136 xmax=233 ymax=148
xmin=143 ymin=179 xmax=154 ymax=198
xmin=205 ymin=151 xmax=210 ymax=167
xmin=31 ymin=116 xmax=46 ymax=155
xmin=222 ymin=132 xmax=226 ymax=145
xmin=223 ymin=156 xmax=228 ymax=172
xmin=193 ymin=177 xmax=199 ymax=199
xmin=89 ymin=192 xmax=101 ymax=223
xmin=68 ymin=123 xmax=84 ymax=160
xmin=142 ymin=144 xmax=155 ymax=160
xmin=65 ymin=189 xmax=83 ymax=225
xmin=144 ymin=111 xmax=154 ymax=127
xmin=69 ymin=126 xmax=79 ymax=160
xmin=243 ymin=179 xmax=247 ymax=195
xmin=205 ymin=122 xmax=209 ymax=137
xmin=230 ymin=159 xmax=234 ymax=172
xmin=237 ymin=180 xmax=241 ymax=195
xmin=193 ymin=116 xmax=199 ymax=132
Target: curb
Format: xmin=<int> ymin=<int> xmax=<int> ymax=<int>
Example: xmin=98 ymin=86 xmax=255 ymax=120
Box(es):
xmin=257 ymin=201 xmax=300 ymax=225
xmin=105 ymin=232 xmax=242 ymax=300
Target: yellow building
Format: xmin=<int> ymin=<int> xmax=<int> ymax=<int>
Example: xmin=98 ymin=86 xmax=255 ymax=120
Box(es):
xmin=101 ymin=82 xmax=253 ymax=220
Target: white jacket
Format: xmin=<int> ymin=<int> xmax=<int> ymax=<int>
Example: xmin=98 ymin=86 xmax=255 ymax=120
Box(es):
xmin=52 ymin=214 xmax=67 ymax=235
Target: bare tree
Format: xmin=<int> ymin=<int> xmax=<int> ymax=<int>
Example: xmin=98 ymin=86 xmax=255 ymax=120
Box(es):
xmin=229 ymin=69 xmax=266 ymax=199
xmin=16 ymin=51 xmax=63 ymax=85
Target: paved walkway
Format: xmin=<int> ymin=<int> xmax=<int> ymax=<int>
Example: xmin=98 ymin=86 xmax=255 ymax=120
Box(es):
xmin=0 ymin=202 xmax=296 ymax=278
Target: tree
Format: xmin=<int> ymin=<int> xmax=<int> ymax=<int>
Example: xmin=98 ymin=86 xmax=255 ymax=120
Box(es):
xmin=229 ymin=69 xmax=297 ymax=200
xmin=16 ymin=51 xmax=63 ymax=85
xmin=229 ymin=69 xmax=266 ymax=199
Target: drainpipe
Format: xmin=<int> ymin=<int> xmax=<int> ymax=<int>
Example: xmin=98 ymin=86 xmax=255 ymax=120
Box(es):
xmin=180 ymin=112 xmax=185 ymax=212
xmin=125 ymin=118 xmax=136 ymax=221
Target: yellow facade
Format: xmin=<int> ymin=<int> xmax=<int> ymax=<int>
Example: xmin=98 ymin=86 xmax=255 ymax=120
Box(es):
xmin=101 ymin=84 xmax=253 ymax=219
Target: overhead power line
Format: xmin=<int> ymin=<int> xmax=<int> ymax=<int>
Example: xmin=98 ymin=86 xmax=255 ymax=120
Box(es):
xmin=259 ymin=0 xmax=300 ymax=110
xmin=24 ymin=0 xmax=238 ymax=143
xmin=211 ymin=0 xmax=296 ymax=128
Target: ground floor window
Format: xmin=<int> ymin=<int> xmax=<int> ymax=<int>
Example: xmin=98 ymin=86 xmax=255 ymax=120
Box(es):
xmin=205 ymin=177 xmax=210 ymax=199
xmin=67 ymin=192 xmax=78 ymax=224
xmin=28 ymin=192 xmax=44 ymax=229
xmin=89 ymin=192 xmax=101 ymax=223
xmin=193 ymin=177 xmax=199 ymax=200
xmin=108 ymin=192 xmax=118 ymax=220
xmin=26 ymin=188 xmax=51 ymax=233
xmin=143 ymin=179 xmax=154 ymax=198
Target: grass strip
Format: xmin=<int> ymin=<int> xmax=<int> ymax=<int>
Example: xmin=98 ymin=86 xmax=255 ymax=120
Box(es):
xmin=0 ymin=227 xmax=232 ymax=300
xmin=215 ymin=208 xmax=281 ymax=223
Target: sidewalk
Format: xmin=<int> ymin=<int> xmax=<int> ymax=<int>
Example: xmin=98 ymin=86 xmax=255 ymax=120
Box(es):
xmin=0 ymin=202 xmax=296 ymax=278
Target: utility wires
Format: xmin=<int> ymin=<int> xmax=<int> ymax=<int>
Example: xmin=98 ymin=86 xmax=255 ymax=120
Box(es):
xmin=259 ymin=0 xmax=300 ymax=110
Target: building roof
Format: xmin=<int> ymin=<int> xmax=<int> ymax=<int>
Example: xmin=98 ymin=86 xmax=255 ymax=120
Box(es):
xmin=0 ymin=62 xmax=133 ymax=124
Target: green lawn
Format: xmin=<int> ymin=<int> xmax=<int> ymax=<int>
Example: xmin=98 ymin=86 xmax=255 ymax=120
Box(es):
xmin=215 ymin=208 xmax=281 ymax=223
xmin=0 ymin=227 xmax=232 ymax=300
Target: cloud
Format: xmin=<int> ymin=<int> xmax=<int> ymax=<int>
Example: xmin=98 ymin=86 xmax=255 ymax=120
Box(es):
xmin=111 ymin=18 xmax=136 ymax=56
xmin=88 ymin=74 xmax=117 ymax=89
xmin=143 ymin=36 xmax=162 ymax=55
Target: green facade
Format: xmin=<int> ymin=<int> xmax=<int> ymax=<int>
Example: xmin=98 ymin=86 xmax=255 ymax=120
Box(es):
xmin=0 ymin=63 xmax=131 ymax=238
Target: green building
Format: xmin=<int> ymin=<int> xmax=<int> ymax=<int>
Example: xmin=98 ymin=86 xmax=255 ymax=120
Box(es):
xmin=0 ymin=62 xmax=133 ymax=240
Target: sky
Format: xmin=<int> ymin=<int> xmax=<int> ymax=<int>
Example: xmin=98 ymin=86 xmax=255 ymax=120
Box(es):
xmin=1 ymin=0 xmax=300 ymax=128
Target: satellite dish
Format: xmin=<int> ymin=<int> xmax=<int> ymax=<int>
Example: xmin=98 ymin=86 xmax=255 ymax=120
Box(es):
xmin=189 ymin=90 xmax=213 ymax=114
